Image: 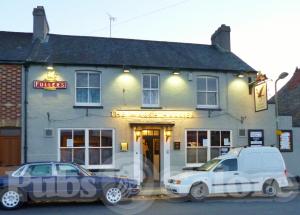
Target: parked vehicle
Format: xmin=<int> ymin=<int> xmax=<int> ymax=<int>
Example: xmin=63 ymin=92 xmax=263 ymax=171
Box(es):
xmin=0 ymin=162 xmax=140 ymax=209
xmin=166 ymin=147 xmax=289 ymax=200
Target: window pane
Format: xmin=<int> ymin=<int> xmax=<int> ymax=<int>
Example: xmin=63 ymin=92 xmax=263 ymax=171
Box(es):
xmin=77 ymin=73 xmax=88 ymax=87
xmin=207 ymin=92 xmax=217 ymax=105
xmin=150 ymin=90 xmax=159 ymax=105
xmin=143 ymin=90 xmax=151 ymax=104
xmin=151 ymin=75 xmax=159 ymax=89
xmin=207 ymin=78 xmax=217 ymax=91
xmin=197 ymin=77 xmax=206 ymax=91
xmin=89 ymin=88 xmax=100 ymax=103
xmin=56 ymin=164 xmax=80 ymax=176
xmin=89 ymin=130 xmax=100 ymax=147
xmin=61 ymin=148 xmax=72 ymax=162
xmin=143 ymin=75 xmax=150 ymax=88
xmin=60 ymin=130 xmax=72 ymax=147
xmin=89 ymin=73 xmax=100 ymax=87
xmin=76 ymin=88 xmax=88 ymax=103
xmin=187 ymin=131 xmax=197 ymax=147
xmin=26 ymin=164 xmax=52 ymax=177
xmin=197 ymin=92 xmax=206 ymax=105
xmin=89 ymin=148 xmax=100 ymax=165
xmin=101 ymin=130 xmax=112 ymax=147
xmin=221 ymin=131 xmax=231 ymax=146
xmin=197 ymin=148 xmax=207 ymax=163
xmin=73 ymin=130 xmax=85 ymax=147
xmin=219 ymin=159 xmax=238 ymax=171
xmin=74 ymin=148 xmax=85 ymax=165
xmin=187 ymin=148 xmax=197 ymax=163
xmin=211 ymin=148 xmax=220 ymax=159
xmin=198 ymin=131 xmax=208 ymax=147
xmin=211 ymin=131 xmax=220 ymax=146
xmin=101 ymin=149 xmax=112 ymax=164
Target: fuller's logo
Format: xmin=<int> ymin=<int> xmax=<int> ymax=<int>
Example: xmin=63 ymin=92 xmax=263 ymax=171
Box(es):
xmin=33 ymin=68 xmax=67 ymax=90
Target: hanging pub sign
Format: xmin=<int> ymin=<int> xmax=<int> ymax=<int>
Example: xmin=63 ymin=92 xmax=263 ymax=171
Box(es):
xmin=33 ymin=68 xmax=67 ymax=90
xmin=254 ymin=82 xmax=268 ymax=112
xmin=248 ymin=129 xmax=264 ymax=146
xmin=279 ymin=130 xmax=293 ymax=152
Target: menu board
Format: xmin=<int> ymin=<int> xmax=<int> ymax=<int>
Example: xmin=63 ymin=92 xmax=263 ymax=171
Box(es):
xmin=248 ymin=129 xmax=264 ymax=146
xmin=279 ymin=130 xmax=293 ymax=152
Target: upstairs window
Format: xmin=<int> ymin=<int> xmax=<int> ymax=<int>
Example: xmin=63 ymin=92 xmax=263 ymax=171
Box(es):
xmin=197 ymin=76 xmax=218 ymax=108
xmin=142 ymin=74 xmax=159 ymax=107
xmin=75 ymin=71 xmax=101 ymax=106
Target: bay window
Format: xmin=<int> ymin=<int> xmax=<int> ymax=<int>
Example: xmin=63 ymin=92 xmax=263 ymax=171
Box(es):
xmin=59 ymin=128 xmax=114 ymax=168
xmin=186 ymin=129 xmax=231 ymax=165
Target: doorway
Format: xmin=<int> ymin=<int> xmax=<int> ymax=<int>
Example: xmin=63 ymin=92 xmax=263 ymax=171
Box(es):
xmin=142 ymin=129 xmax=160 ymax=186
xmin=0 ymin=128 xmax=21 ymax=166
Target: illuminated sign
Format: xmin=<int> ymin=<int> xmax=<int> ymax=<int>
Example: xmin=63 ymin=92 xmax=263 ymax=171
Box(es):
xmin=111 ymin=110 xmax=193 ymax=118
xmin=254 ymin=82 xmax=268 ymax=112
xmin=33 ymin=68 xmax=67 ymax=90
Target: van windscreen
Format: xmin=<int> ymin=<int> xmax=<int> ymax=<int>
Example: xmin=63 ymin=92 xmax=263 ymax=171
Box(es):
xmin=196 ymin=159 xmax=221 ymax=171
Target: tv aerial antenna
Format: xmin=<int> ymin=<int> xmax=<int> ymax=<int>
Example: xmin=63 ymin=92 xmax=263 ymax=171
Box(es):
xmin=107 ymin=13 xmax=116 ymax=37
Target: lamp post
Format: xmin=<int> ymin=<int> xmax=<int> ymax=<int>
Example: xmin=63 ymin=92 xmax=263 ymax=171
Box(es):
xmin=274 ymin=72 xmax=289 ymax=145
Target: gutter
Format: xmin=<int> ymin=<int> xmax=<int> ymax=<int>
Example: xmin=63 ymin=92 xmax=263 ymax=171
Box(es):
xmin=23 ymin=64 xmax=29 ymax=163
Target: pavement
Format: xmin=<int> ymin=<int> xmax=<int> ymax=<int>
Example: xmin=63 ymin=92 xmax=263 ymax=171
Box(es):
xmin=1 ymin=193 xmax=299 ymax=215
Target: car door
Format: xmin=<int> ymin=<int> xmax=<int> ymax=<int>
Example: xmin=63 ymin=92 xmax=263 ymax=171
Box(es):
xmin=22 ymin=163 xmax=56 ymax=200
xmin=54 ymin=164 xmax=97 ymax=200
xmin=211 ymin=159 xmax=240 ymax=194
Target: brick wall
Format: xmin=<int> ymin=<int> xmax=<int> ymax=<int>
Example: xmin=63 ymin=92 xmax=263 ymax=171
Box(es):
xmin=0 ymin=64 xmax=22 ymax=127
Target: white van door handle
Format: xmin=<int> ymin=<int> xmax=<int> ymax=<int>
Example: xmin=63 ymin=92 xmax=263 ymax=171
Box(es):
xmin=234 ymin=173 xmax=239 ymax=175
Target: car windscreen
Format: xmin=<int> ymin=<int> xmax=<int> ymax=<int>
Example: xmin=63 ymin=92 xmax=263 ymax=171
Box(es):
xmin=75 ymin=164 xmax=93 ymax=176
xmin=196 ymin=159 xmax=221 ymax=171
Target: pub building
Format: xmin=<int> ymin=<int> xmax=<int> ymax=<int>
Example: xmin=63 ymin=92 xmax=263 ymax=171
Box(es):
xmin=1 ymin=6 xmax=299 ymax=184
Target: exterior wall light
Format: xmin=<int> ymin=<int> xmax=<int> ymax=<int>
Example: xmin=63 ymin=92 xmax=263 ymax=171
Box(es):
xmin=135 ymin=127 xmax=142 ymax=141
xmin=165 ymin=127 xmax=172 ymax=141
xmin=172 ymin=71 xmax=180 ymax=75
xmin=123 ymin=69 xmax=130 ymax=73
xmin=47 ymin=65 xmax=54 ymax=70
xmin=237 ymin=74 xmax=244 ymax=78
xmin=120 ymin=142 xmax=129 ymax=152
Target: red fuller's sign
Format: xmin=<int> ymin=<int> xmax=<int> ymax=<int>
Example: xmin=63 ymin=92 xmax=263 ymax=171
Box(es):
xmin=33 ymin=80 xmax=67 ymax=90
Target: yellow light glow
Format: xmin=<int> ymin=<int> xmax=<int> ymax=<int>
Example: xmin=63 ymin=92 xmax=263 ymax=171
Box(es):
xmin=120 ymin=142 xmax=129 ymax=151
xmin=123 ymin=69 xmax=130 ymax=73
xmin=112 ymin=110 xmax=193 ymax=118
xmin=165 ymin=130 xmax=171 ymax=137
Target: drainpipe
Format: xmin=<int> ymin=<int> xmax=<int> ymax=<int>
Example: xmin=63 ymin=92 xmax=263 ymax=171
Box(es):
xmin=24 ymin=64 xmax=29 ymax=163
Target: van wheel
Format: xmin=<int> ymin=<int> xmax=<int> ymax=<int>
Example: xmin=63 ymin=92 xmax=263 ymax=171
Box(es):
xmin=263 ymin=180 xmax=279 ymax=197
xmin=0 ymin=188 xmax=24 ymax=210
xmin=190 ymin=183 xmax=208 ymax=201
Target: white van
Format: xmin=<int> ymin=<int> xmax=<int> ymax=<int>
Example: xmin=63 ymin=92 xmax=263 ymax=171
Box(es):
xmin=166 ymin=147 xmax=289 ymax=200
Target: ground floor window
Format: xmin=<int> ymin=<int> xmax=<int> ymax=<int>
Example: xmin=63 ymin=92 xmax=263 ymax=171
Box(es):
xmin=59 ymin=128 xmax=114 ymax=168
xmin=186 ymin=129 xmax=232 ymax=165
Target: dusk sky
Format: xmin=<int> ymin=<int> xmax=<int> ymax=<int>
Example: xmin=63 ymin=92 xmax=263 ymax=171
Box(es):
xmin=1 ymin=0 xmax=299 ymax=97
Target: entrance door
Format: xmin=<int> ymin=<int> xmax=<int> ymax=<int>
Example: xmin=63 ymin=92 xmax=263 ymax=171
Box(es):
xmin=0 ymin=128 xmax=21 ymax=166
xmin=142 ymin=130 xmax=160 ymax=185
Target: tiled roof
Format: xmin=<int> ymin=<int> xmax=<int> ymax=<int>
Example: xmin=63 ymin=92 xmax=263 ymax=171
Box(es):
xmin=0 ymin=31 xmax=255 ymax=72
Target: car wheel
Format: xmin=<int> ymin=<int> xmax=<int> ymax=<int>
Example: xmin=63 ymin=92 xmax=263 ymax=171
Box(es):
xmin=263 ymin=180 xmax=279 ymax=197
xmin=190 ymin=183 xmax=208 ymax=201
xmin=102 ymin=184 xmax=123 ymax=206
xmin=0 ymin=188 xmax=24 ymax=210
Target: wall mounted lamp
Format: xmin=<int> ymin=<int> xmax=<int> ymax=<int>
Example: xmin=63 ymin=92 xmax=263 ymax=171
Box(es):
xmin=135 ymin=127 xmax=142 ymax=141
xmin=120 ymin=142 xmax=129 ymax=152
xmin=165 ymin=127 xmax=172 ymax=141
xmin=172 ymin=70 xmax=180 ymax=75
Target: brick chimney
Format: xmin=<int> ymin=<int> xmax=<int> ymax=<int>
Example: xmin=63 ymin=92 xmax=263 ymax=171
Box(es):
xmin=211 ymin=24 xmax=231 ymax=52
xmin=32 ymin=6 xmax=49 ymax=42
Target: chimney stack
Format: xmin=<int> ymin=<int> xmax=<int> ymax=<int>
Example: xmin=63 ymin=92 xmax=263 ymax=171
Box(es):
xmin=211 ymin=24 xmax=231 ymax=52
xmin=32 ymin=6 xmax=49 ymax=42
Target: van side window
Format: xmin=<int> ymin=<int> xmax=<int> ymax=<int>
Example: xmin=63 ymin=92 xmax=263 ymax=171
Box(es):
xmin=214 ymin=159 xmax=237 ymax=172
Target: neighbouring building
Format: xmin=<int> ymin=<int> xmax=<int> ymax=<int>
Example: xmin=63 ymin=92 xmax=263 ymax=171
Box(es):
xmin=0 ymin=6 xmax=299 ymax=183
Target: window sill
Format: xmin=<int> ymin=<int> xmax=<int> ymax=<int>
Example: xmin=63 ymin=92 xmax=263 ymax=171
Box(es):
xmin=140 ymin=106 xmax=163 ymax=109
xmin=73 ymin=105 xmax=103 ymax=109
xmin=195 ymin=107 xmax=222 ymax=111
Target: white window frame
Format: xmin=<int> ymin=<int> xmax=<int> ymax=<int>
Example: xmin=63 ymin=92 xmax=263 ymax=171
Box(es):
xmin=196 ymin=76 xmax=219 ymax=109
xmin=142 ymin=74 xmax=160 ymax=107
xmin=75 ymin=71 xmax=102 ymax=106
xmin=58 ymin=128 xmax=115 ymax=169
xmin=185 ymin=129 xmax=232 ymax=167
